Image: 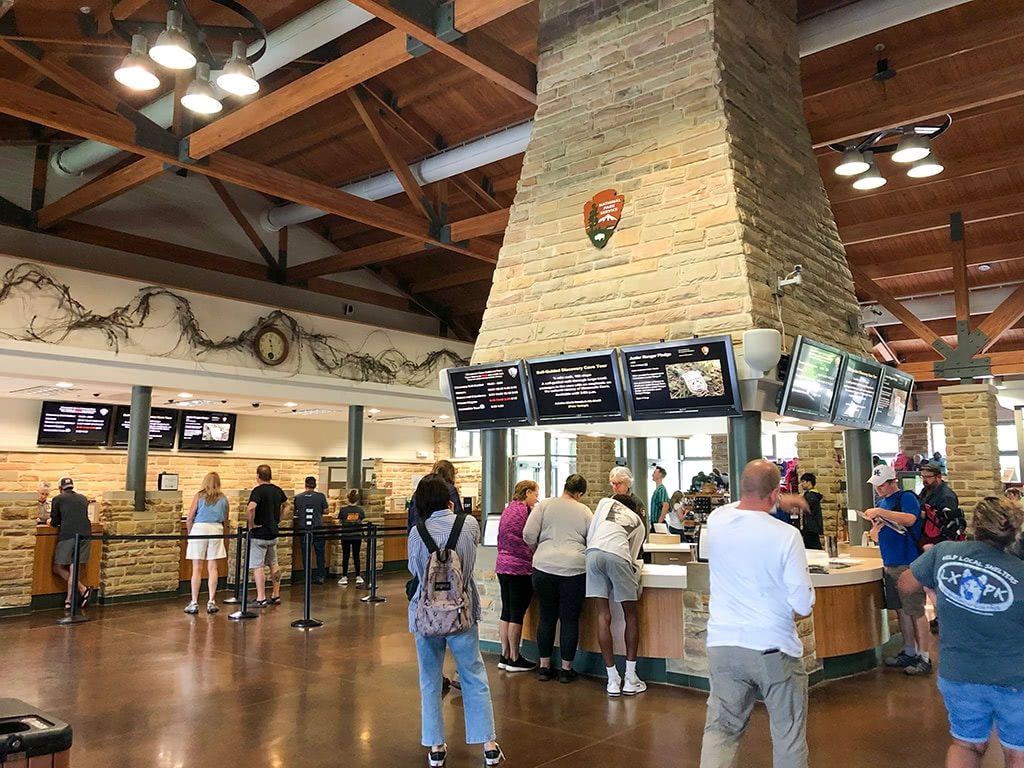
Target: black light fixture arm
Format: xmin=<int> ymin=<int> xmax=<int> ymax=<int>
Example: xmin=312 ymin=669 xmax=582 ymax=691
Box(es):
xmin=827 ymin=115 xmax=953 ymax=155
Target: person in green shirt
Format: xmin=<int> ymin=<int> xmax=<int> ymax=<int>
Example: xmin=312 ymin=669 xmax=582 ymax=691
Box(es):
xmin=650 ymin=466 xmax=670 ymax=532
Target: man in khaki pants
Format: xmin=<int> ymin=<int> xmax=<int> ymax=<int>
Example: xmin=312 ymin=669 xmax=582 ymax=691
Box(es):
xmin=700 ymin=460 xmax=815 ymax=768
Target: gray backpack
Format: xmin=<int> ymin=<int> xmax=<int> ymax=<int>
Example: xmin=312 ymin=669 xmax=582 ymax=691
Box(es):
xmin=414 ymin=514 xmax=472 ymax=637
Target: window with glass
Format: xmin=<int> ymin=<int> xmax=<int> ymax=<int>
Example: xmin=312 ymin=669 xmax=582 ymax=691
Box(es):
xmin=680 ymin=435 xmax=713 ymax=491
xmin=870 ymin=431 xmax=899 ymax=465
xmin=453 ymin=430 xmax=481 ymax=458
xmin=646 ymin=437 xmax=681 ymax=495
xmin=997 ymin=423 xmax=1021 ymax=481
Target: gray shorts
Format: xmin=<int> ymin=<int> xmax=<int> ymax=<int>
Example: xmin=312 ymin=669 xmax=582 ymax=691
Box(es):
xmin=883 ymin=565 xmax=925 ymax=617
xmin=249 ymin=537 xmax=278 ymax=569
xmin=586 ymin=550 xmax=640 ymax=603
xmin=54 ymin=537 xmax=90 ymax=566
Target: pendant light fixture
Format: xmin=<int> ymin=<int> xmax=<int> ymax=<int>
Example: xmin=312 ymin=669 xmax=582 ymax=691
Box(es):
xmin=149 ymin=10 xmax=197 ymax=70
xmin=114 ymin=34 xmax=160 ymax=91
xmin=216 ymin=40 xmax=260 ymax=96
xmin=891 ymin=132 xmax=931 ymax=164
xmin=834 ymin=148 xmax=870 ymax=177
xmin=851 ymin=151 xmax=887 ymax=190
xmin=906 ymin=155 xmax=945 ymax=178
xmin=181 ymin=62 xmax=222 ymax=114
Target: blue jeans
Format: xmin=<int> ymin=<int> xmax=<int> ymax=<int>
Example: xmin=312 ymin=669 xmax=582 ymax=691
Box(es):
xmin=938 ymin=677 xmax=1024 ymax=751
xmin=414 ymin=624 xmax=496 ymax=747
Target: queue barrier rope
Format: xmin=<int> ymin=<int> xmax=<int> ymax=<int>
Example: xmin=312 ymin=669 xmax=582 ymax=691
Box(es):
xmin=55 ymin=522 xmax=387 ymax=628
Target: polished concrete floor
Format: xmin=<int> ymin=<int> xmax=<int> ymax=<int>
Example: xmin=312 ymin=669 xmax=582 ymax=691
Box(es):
xmin=0 ymin=574 xmax=1004 ymax=767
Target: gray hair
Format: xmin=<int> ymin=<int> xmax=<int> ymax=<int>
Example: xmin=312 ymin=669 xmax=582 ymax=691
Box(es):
xmin=37 ymin=481 xmax=51 ymax=491
xmin=609 ymin=466 xmax=633 ymax=485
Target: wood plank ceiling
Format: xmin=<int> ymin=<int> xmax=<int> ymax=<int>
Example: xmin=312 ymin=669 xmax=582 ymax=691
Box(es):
xmin=0 ymin=0 xmax=1021 ymax=383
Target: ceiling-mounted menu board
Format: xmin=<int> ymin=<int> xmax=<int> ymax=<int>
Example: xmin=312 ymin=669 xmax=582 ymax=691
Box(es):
xmin=178 ymin=411 xmax=237 ymax=451
xmin=831 ymin=355 xmax=882 ymax=429
xmin=448 ymin=362 xmax=534 ymax=430
xmin=37 ymin=401 xmax=114 ymax=446
xmin=872 ymin=367 xmax=914 ymax=434
xmin=112 ymin=406 xmax=179 ymax=449
xmin=778 ymin=336 xmax=845 ymax=422
xmin=526 ymin=350 xmax=626 ymax=425
xmin=620 ymin=336 xmax=742 ymax=420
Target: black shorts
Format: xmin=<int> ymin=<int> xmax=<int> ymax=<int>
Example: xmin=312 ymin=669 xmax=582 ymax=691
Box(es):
xmin=497 ymin=573 xmax=533 ymax=624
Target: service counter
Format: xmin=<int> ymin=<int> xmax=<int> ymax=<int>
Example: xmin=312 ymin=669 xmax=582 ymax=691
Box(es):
xmin=32 ymin=523 xmax=103 ymax=603
xmin=477 ymin=546 xmax=888 ymax=690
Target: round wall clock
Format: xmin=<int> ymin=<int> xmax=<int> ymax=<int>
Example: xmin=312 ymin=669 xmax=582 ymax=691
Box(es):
xmin=254 ymin=325 xmax=290 ymax=366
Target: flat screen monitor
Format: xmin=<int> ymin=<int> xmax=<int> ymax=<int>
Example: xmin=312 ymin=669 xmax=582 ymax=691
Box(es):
xmin=177 ymin=411 xmax=237 ymax=451
xmin=620 ymin=336 xmax=742 ymax=420
xmin=37 ymin=401 xmax=114 ymax=446
xmin=778 ymin=336 xmax=845 ymax=422
xmin=526 ymin=350 xmax=626 ymax=425
xmin=830 ymin=355 xmax=883 ymax=429
xmin=447 ymin=361 xmax=534 ymax=430
xmin=872 ymin=366 xmax=914 ymax=434
xmin=112 ymin=406 xmax=178 ymax=449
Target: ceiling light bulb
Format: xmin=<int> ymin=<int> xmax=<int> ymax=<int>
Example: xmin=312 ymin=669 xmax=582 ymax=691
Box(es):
xmin=284 ymin=401 xmax=298 ymax=408
xmin=150 ymin=10 xmax=196 ymax=70
xmin=115 ymin=34 xmax=160 ymax=91
xmin=181 ymin=62 xmax=222 ymax=114
xmin=216 ymin=39 xmax=259 ymax=96
xmin=177 ymin=392 xmax=193 ymax=398
xmin=851 ymin=152 xmax=886 ymax=190
xmin=367 ymin=408 xmax=381 ymax=415
xmin=978 ymin=264 xmax=992 ymax=272
xmin=891 ymin=133 xmax=930 ymax=163
xmin=438 ymin=414 xmax=450 ymax=419
xmin=834 ymin=148 xmax=870 ymax=177
xmin=906 ymin=155 xmax=944 ymax=178
xmin=56 ymin=382 xmax=75 ymax=389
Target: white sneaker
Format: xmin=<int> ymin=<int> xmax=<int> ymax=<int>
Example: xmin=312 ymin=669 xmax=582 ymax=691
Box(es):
xmin=622 ymin=674 xmax=647 ymax=695
xmin=338 ymin=576 xmax=348 ymax=585
xmin=184 ymin=601 xmax=199 ymax=615
xmin=606 ymin=673 xmax=622 ymax=697
xmin=356 ymin=575 xmax=365 ymax=585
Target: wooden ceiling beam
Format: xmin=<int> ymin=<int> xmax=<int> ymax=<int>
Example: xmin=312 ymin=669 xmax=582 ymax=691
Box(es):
xmin=410 ymin=265 xmax=494 ymax=294
xmin=206 ymin=178 xmax=278 ymax=272
xmin=289 ymin=237 xmax=427 ymax=280
xmin=899 ymin=349 xmax=1024 ymax=382
xmin=444 ymin=207 xmax=510 ymax=241
xmin=454 ymin=0 xmax=534 ymax=31
xmin=367 ymin=264 xmax=474 ymax=342
xmin=852 ymin=240 xmax=1024 ymax=281
xmin=975 ymin=283 xmax=1024 ymax=355
xmin=807 ymin=63 xmax=1024 ymax=148
xmin=949 ymin=213 xmax=970 ymax=326
xmin=35 ymin=156 xmax=164 ymax=228
xmin=883 ymin=316 xmax=1024 ymax=344
xmin=0 ymin=40 xmax=122 ymax=113
xmin=98 ymin=0 xmax=151 ymax=35
xmin=345 ymin=0 xmax=537 ymax=104
xmin=848 ymin=263 xmax=942 ymax=348
xmin=840 ymin=191 xmax=1024 ymax=246
xmin=347 ymin=87 xmax=433 ymax=220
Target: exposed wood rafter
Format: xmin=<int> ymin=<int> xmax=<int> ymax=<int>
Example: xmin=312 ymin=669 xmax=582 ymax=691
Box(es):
xmin=849 ymin=263 xmax=942 ymax=348
xmin=975 ymin=284 xmax=1024 ymax=355
xmin=206 ymin=177 xmax=279 ymax=274
xmin=35 ymin=156 xmax=165 ymax=229
xmin=410 ymin=266 xmax=495 ymax=295
xmin=949 ymin=213 xmax=970 ymax=326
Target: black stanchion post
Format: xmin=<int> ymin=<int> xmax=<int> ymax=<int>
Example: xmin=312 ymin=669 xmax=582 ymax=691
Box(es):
xmin=57 ymin=533 xmax=90 ymax=625
xmin=291 ymin=531 xmax=323 ymax=629
xmin=361 ymin=523 xmax=385 ymax=604
xmin=223 ymin=526 xmax=244 ymax=605
xmin=229 ymin=529 xmax=258 ymax=621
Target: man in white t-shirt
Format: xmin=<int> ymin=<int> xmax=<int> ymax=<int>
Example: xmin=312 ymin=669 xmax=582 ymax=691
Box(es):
xmin=585 ymin=494 xmax=647 ymax=697
xmin=700 ymin=460 xmax=815 ymax=768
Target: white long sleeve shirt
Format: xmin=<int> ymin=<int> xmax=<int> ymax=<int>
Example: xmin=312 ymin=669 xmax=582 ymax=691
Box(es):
xmin=706 ymin=501 xmax=816 ymax=659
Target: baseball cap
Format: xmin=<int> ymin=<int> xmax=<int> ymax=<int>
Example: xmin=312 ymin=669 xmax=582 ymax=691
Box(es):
xmin=867 ymin=465 xmax=896 ymax=487
xmin=304 ymin=476 xmax=317 ymax=488
xmin=919 ymin=461 xmax=944 ymax=475
xmin=59 ymin=476 xmax=74 ymax=491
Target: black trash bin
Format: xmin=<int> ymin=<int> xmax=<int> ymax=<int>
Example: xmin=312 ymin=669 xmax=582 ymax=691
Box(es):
xmin=0 ymin=699 xmax=72 ymax=767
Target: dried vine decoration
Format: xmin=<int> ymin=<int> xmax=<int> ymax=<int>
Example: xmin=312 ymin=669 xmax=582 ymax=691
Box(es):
xmin=0 ymin=263 xmax=469 ymax=387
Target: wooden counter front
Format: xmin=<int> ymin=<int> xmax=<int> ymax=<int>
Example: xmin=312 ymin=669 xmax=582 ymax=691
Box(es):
xmin=383 ymin=513 xmax=408 ymax=563
xmin=178 ymin=522 xmax=230 ymax=580
xmin=32 ymin=524 xmax=103 ymax=595
xmin=811 ymin=580 xmax=884 ymax=658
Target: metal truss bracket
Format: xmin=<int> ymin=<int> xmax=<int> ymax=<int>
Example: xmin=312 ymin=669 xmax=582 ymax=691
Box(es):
xmin=934 ymin=355 xmax=993 ymax=382
xmin=404 ymin=1 xmax=462 ymax=57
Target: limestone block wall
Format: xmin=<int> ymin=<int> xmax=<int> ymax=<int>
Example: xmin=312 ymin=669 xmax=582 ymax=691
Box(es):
xmin=711 ymin=435 xmax=729 ymax=474
xmin=574 ymin=436 xmax=616 ymax=510
xmin=900 ymin=421 xmax=930 ymax=461
xmin=940 ymin=384 xmax=1003 ymax=512
xmin=0 ymin=494 xmax=36 ymax=612
xmin=433 ymin=428 xmax=453 ymax=463
xmin=373 ymin=458 xmax=482 ymax=513
xmin=224 ymin=491 xmax=250 ymax=587
xmin=99 ymin=491 xmax=182 ymax=599
xmin=796 ymin=431 xmax=847 ymax=542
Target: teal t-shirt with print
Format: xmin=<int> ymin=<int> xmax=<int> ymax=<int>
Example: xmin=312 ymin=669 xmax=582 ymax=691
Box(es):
xmin=649 ymin=484 xmax=669 ymax=528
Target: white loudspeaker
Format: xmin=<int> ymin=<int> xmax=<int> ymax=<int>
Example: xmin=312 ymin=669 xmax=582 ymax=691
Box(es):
xmin=741 ymin=329 xmax=782 ymax=377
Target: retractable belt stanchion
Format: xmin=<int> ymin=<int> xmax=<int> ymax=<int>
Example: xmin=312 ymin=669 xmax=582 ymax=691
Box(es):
xmin=223 ymin=526 xmax=244 ymax=604
xmin=360 ymin=523 xmax=385 ymax=604
xmin=57 ymin=533 xmax=90 ymax=625
xmin=291 ymin=530 xmax=324 ymax=629
xmin=228 ymin=529 xmax=258 ymax=621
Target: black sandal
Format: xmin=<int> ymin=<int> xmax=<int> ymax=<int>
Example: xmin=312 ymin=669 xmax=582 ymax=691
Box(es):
xmin=79 ymin=587 xmax=92 ymax=609
xmin=269 ymin=596 xmax=281 ymax=605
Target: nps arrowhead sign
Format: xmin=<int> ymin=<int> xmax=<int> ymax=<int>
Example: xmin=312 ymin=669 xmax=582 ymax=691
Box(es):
xmin=584 ymin=189 xmax=625 ymax=249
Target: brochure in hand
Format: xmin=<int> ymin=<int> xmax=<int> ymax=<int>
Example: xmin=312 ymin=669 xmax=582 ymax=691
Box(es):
xmin=858 ymin=510 xmax=906 ymax=534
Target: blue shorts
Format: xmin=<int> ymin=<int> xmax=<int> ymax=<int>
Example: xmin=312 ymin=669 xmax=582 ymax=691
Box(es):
xmin=937 ymin=677 xmax=1024 ymax=751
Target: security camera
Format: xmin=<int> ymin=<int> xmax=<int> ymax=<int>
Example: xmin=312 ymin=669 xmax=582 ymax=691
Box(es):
xmin=93 ymin=393 xmax=101 ymax=397
xmin=221 ymin=399 xmax=228 ymax=404
xmin=251 ymin=402 xmax=260 ymax=408
xmin=344 ymin=304 xmax=355 ymax=316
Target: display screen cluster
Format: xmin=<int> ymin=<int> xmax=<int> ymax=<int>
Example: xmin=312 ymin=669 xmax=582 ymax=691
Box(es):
xmin=37 ymin=402 xmax=238 ymax=450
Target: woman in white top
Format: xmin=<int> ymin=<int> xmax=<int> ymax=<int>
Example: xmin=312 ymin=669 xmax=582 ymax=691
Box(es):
xmin=522 ymin=474 xmax=593 ymax=683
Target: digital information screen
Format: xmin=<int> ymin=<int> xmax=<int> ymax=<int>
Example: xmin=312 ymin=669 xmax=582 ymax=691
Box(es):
xmin=831 ymin=356 xmax=882 ymax=429
xmin=178 ymin=411 xmax=237 ymax=451
xmin=872 ymin=367 xmax=914 ymax=434
xmin=526 ymin=351 xmax=625 ymax=425
xmin=37 ymin=401 xmax=113 ymax=446
xmin=621 ymin=336 xmax=742 ymax=420
xmin=779 ymin=337 xmax=845 ymax=421
xmin=447 ymin=362 xmax=534 ymax=430
xmin=112 ymin=406 xmax=178 ymax=449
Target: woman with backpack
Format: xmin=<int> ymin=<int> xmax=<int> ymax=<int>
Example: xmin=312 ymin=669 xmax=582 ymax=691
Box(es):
xmin=408 ymin=474 xmax=503 ymax=768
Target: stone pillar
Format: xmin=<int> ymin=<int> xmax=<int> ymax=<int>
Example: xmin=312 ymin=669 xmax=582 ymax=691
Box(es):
xmin=98 ymin=491 xmax=181 ymax=600
xmin=939 ymin=384 xmax=1002 ymax=512
xmin=0 ymin=494 xmax=37 ymax=614
xmin=711 ymin=435 xmax=729 ymax=474
xmin=796 ymin=431 xmax=846 ymax=542
xmin=575 ymin=435 xmax=615 ymax=510
xmin=433 ymin=427 xmax=453 ymax=462
xmin=481 ymin=429 xmax=510 ymax=521
xmin=845 ymin=429 xmax=873 ymax=544
xmin=900 ymin=421 xmax=929 ymax=463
